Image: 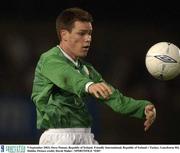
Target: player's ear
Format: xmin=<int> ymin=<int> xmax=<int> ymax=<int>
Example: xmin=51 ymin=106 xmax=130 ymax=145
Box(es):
xmin=61 ymin=29 xmax=69 ymax=41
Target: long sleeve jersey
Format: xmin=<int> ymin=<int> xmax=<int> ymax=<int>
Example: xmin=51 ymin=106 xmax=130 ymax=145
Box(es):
xmin=31 ymin=46 xmax=151 ymax=129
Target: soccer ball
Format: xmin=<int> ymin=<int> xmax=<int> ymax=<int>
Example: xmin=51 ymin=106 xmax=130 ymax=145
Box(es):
xmin=145 ymin=42 xmax=180 ymax=80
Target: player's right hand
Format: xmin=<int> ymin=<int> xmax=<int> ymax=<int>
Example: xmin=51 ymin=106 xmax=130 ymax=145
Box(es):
xmin=144 ymin=104 xmax=156 ymax=131
xmin=88 ymin=82 xmax=112 ymax=99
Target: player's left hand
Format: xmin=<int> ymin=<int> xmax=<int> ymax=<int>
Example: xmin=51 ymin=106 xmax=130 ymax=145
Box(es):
xmin=144 ymin=104 xmax=156 ymax=131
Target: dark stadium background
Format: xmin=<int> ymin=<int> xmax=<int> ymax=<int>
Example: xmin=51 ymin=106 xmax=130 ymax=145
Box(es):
xmin=0 ymin=0 xmax=180 ymax=144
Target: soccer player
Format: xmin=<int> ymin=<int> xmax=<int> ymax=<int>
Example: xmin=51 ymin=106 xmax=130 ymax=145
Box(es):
xmin=31 ymin=7 xmax=156 ymax=144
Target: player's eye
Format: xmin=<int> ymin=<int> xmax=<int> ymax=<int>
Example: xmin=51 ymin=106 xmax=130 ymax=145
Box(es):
xmin=78 ymin=32 xmax=86 ymax=36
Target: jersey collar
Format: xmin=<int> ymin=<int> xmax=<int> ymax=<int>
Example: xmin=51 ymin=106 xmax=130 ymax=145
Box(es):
xmin=57 ymin=45 xmax=79 ymax=67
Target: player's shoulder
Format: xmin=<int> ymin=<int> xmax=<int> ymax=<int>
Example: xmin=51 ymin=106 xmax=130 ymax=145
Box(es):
xmin=39 ymin=46 xmax=66 ymax=64
xmin=40 ymin=46 xmax=59 ymax=59
xmin=38 ymin=46 xmax=69 ymax=67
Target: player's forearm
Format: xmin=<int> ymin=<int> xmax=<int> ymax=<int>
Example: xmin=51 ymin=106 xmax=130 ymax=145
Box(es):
xmin=101 ymin=87 xmax=151 ymax=119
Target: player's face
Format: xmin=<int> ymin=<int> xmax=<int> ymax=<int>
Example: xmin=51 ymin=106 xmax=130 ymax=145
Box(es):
xmin=62 ymin=21 xmax=92 ymax=60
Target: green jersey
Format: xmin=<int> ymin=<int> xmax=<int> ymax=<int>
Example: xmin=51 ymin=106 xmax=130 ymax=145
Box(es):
xmin=31 ymin=46 xmax=150 ymax=129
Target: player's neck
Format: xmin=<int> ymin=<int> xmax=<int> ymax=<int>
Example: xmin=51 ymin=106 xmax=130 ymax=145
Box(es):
xmin=59 ymin=43 xmax=77 ymax=61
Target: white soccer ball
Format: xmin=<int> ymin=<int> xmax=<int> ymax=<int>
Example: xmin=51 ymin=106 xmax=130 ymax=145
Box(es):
xmin=145 ymin=42 xmax=180 ymax=80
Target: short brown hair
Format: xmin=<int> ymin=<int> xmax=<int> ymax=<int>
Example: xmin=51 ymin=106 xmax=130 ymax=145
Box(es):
xmin=56 ymin=7 xmax=93 ymax=41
